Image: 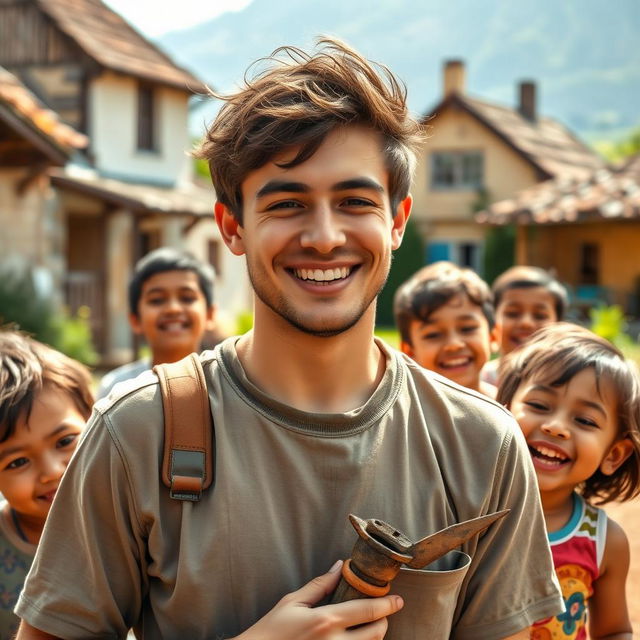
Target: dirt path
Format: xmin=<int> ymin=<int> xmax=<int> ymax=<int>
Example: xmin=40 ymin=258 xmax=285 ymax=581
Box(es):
xmin=604 ymin=498 xmax=640 ymax=638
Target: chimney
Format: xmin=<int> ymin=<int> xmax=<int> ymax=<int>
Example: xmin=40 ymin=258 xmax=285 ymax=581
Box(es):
xmin=518 ymin=81 xmax=537 ymax=121
xmin=443 ymin=60 xmax=465 ymax=96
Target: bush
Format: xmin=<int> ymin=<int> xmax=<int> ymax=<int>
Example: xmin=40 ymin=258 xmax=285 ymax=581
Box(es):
xmin=590 ymin=304 xmax=634 ymax=349
xmin=376 ymin=218 xmax=425 ymax=327
xmin=0 ymin=267 xmax=98 ymax=365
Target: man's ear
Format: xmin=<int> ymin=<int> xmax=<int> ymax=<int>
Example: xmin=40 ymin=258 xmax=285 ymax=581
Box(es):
xmin=214 ymin=202 xmax=245 ymax=256
xmin=600 ymin=438 xmax=635 ymax=476
xmin=391 ymin=195 xmax=412 ymax=251
xmin=128 ymin=313 xmax=144 ymax=335
xmin=399 ymin=340 xmax=414 ymax=358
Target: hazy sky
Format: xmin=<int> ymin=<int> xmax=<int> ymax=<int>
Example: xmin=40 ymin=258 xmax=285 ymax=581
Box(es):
xmin=103 ymin=0 xmax=254 ymax=36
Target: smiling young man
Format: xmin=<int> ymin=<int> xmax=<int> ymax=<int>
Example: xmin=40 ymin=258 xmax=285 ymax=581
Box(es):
xmin=16 ymin=39 xmax=562 ymax=640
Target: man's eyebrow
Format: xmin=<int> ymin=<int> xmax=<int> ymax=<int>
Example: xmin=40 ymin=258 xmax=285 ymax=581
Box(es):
xmin=256 ymin=181 xmax=310 ymax=199
xmin=332 ymin=178 xmax=385 ymax=193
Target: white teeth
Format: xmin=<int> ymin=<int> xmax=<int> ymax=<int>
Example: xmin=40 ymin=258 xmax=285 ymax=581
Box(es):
xmin=535 ymin=445 xmax=567 ymax=460
xmin=294 ymin=267 xmax=351 ymax=282
xmin=441 ymin=357 xmax=469 ymax=368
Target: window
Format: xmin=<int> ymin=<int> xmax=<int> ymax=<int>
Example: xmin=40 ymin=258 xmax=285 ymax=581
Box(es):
xmin=426 ymin=240 xmax=482 ymax=273
xmin=579 ymin=243 xmax=599 ymax=285
xmin=431 ymin=151 xmax=483 ymax=190
xmin=137 ymin=82 xmax=157 ymax=151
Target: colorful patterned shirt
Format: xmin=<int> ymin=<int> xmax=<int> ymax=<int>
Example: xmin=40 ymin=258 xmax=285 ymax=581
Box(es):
xmin=532 ymin=493 xmax=606 ymax=640
xmin=0 ymin=502 xmax=36 ymax=639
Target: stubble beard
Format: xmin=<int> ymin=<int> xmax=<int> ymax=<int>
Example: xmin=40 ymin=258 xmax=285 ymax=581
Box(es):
xmin=246 ymin=258 xmax=391 ymax=338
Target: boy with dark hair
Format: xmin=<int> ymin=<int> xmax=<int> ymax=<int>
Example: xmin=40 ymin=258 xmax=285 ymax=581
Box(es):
xmin=17 ymin=38 xmax=562 ymax=640
xmin=97 ymin=247 xmax=216 ymax=399
xmin=394 ymin=261 xmax=496 ymax=397
xmin=482 ymin=265 xmax=569 ymax=386
xmin=0 ymin=330 xmax=92 ymax=637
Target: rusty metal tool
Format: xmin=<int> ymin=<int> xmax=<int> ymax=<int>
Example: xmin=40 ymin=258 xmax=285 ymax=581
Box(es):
xmin=330 ymin=510 xmax=509 ymax=603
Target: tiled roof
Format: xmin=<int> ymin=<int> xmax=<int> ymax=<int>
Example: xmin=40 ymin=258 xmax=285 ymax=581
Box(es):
xmin=475 ymin=159 xmax=640 ymax=226
xmin=50 ymin=167 xmax=214 ymax=217
xmin=426 ymin=93 xmax=603 ymax=180
xmin=0 ymin=66 xmax=88 ymax=155
xmin=37 ymin=0 xmax=207 ymax=94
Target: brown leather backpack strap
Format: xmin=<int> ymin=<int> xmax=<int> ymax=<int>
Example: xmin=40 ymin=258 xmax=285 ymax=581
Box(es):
xmin=153 ymin=353 xmax=214 ymax=501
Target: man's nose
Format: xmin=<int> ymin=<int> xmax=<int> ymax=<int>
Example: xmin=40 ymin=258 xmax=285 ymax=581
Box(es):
xmin=299 ymin=205 xmax=346 ymax=253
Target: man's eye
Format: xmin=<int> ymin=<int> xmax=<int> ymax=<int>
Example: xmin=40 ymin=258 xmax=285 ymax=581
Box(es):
xmin=342 ymin=197 xmax=373 ymax=207
xmin=267 ymin=200 xmax=301 ymax=210
xmin=57 ymin=434 xmax=79 ymax=449
xmin=5 ymin=457 xmax=28 ymax=470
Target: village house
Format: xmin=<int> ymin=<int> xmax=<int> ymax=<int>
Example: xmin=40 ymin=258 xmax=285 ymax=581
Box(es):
xmin=410 ymin=60 xmax=603 ymax=274
xmin=476 ymin=155 xmax=640 ymax=316
xmin=0 ymin=0 xmax=251 ymax=365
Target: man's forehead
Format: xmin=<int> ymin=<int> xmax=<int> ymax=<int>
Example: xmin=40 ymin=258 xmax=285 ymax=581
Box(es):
xmin=241 ymin=125 xmax=390 ymax=197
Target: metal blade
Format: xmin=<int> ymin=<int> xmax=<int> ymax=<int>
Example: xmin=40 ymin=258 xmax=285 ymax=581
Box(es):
xmin=406 ymin=509 xmax=510 ymax=569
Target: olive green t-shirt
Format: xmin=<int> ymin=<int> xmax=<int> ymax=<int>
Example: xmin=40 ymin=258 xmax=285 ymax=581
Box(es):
xmin=17 ymin=338 xmax=562 ymax=639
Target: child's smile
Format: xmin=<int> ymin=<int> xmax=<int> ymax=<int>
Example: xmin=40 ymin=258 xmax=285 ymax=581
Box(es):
xmin=509 ymin=368 xmax=624 ymax=499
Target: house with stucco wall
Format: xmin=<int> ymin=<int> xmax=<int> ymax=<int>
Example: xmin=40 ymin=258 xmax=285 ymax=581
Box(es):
xmin=0 ymin=0 xmax=251 ymax=365
xmin=411 ymin=60 xmax=603 ymax=275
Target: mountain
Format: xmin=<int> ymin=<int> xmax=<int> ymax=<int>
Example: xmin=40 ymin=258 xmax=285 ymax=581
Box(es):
xmin=158 ymin=0 xmax=640 ymax=141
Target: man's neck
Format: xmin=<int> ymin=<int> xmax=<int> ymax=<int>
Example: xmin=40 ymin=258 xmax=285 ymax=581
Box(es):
xmin=236 ymin=306 xmax=385 ymax=413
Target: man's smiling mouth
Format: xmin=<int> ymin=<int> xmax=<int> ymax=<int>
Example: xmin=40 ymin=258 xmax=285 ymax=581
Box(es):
xmin=291 ymin=266 xmax=354 ymax=283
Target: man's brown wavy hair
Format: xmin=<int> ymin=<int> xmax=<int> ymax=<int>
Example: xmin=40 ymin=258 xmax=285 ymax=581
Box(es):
xmin=497 ymin=323 xmax=640 ymax=505
xmin=196 ymin=37 xmax=426 ymax=224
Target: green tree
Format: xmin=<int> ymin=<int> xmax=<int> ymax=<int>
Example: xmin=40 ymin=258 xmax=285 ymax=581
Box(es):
xmin=376 ymin=218 xmax=424 ymax=328
xmin=483 ymin=225 xmax=516 ymax=285
xmin=593 ymin=126 xmax=640 ymax=163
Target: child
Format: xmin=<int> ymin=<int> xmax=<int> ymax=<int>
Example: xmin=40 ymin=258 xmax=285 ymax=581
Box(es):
xmin=394 ymin=261 xmax=496 ymax=397
xmin=0 ymin=331 xmax=93 ymax=637
xmin=97 ymin=247 xmax=216 ymax=398
xmin=497 ymin=323 xmax=640 ymax=639
xmin=483 ymin=265 xmax=568 ymax=386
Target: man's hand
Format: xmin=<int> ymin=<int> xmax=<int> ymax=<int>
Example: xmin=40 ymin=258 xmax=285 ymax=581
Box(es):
xmin=235 ymin=560 xmax=404 ymax=640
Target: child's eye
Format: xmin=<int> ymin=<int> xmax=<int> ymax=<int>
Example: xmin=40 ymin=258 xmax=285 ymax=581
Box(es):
xmin=5 ymin=457 xmax=29 ymax=471
xmin=525 ymin=400 xmax=548 ymax=411
xmin=575 ymin=416 xmax=599 ymax=429
xmin=534 ymin=314 xmax=550 ymax=321
xmin=460 ymin=325 xmax=478 ymax=334
xmin=421 ymin=331 xmax=441 ymax=340
xmin=147 ymin=298 xmax=166 ymax=306
xmin=57 ymin=434 xmax=79 ymax=449
xmin=503 ymin=311 xmax=521 ymax=319
xmin=179 ymin=296 xmax=198 ymax=305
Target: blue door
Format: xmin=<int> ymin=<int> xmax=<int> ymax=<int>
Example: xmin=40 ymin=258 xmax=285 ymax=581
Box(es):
xmin=426 ymin=242 xmax=451 ymax=264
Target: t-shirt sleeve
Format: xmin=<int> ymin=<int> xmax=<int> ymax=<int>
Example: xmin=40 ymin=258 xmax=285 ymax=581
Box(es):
xmin=451 ymin=420 xmax=564 ymax=639
xmin=15 ymin=409 xmax=144 ymax=638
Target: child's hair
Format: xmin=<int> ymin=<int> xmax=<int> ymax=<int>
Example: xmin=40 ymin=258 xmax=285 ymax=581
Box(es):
xmin=393 ymin=261 xmax=494 ymax=344
xmin=492 ymin=265 xmax=569 ymax=320
xmin=196 ymin=36 xmax=426 ymax=223
xmin=498 ymin=322 xmax=640 ymax=504
xmin=0 ymin=330 xmax=94 ymax=443
xmin=128 ymin=247 xmax=216 ymax=316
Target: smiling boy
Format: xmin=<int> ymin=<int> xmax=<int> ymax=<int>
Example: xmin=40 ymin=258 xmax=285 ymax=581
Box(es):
xmin=96 ymin=247 xmax=216 ymax=399
xmin=0 ymin=331 xmax=92 ymax=637
xmin=17 ymin=38 xmax=562 ymax=640
xmin=394 ymin=261 xmax=496 ymax=397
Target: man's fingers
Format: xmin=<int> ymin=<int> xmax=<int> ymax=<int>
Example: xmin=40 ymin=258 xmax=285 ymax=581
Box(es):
xmin=330 ymin=594 xmax=404 ymax=628
xmin=287 ymin=560 xmax=344 ymax=607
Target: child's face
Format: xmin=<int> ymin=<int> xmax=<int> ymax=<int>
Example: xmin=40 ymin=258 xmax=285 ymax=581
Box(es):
xmin=509 ymin=368 xmax=632 ymax=498
xmin=130 ymin=270 xmax=214 ymax=364
xmin=0 ymin=386 xmax=85 ymax=530
xmin=495 ymin=287 xmax=557 ymax=356
xmin=401 ymin=293 xmax=492 ymax=392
